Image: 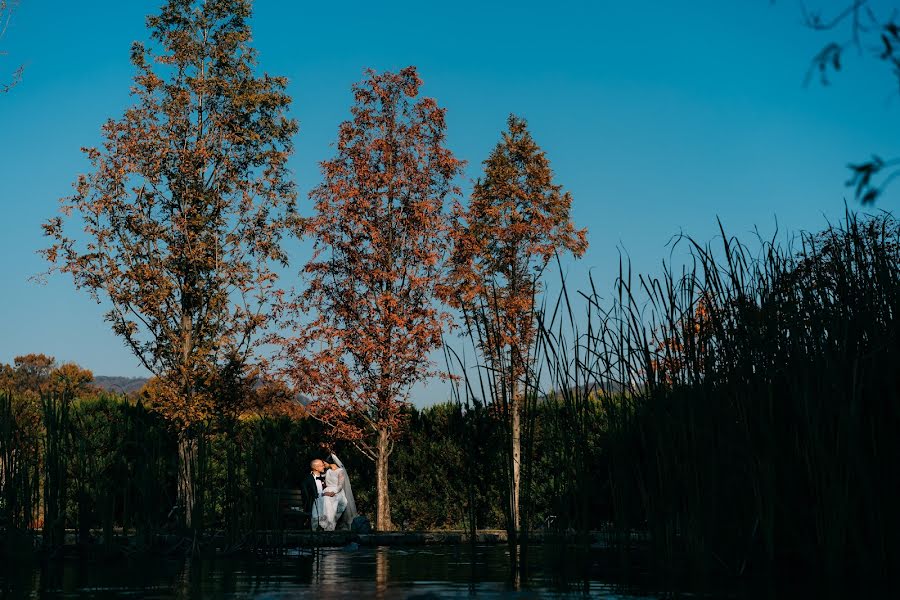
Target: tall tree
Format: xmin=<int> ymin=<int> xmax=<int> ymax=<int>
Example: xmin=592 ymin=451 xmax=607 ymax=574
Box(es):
xmin=47 ymin=363 xmax=94 ymax=397
xmin=278 ymin=66 xmax=463 ymax=531
xmin=447 ymin=114 xmax=587 ymax=532
xmin=11 ymin=353 xmax=56 ymax=393
xmin=8 ymin=354 xmax=93 ymax=397
xmin=41 ymin=0 xmax=297 ymax=529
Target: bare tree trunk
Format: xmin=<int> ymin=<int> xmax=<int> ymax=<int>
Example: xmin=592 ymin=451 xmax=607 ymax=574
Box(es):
xmin=510 ymin=392 xmax=521 ymax=532
xmin=375 ymin=428 xmax=393 ymax=531
xmin=179 ymin=298 xmax=196 ymax=531
xmin=508 ymin=331 xmax=522 ymax=535
xmin=178 ymin=433 xmax=196 ymax=530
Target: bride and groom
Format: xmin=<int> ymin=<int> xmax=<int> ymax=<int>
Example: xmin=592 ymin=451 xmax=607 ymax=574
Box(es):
xmin=302 ymin=453 xmax=358 ymax=531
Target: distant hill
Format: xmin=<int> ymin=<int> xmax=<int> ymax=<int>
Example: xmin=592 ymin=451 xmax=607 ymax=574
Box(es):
xmin=92 ymin=376 xmax=149 ymax=395
xmin=90 ymin=375 xmax=312 ymax=405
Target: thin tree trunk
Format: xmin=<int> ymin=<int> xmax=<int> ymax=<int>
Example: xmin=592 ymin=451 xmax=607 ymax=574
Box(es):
xmin=375 ymin=428 xmax=393 ymax=531
xmin=507 ymin=261 xmax=525 ymax=535
xmin=510 ymin=392 xmax=521 ymax=532
xmin=179 ymin=297 xmax=196 ymax=531
xmin=178 ymin=432 xmax=196 ymax=530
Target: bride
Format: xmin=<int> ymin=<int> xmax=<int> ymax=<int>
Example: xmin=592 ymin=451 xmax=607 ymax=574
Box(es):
xmin=319 ymin=453 xmax=358 ymax=531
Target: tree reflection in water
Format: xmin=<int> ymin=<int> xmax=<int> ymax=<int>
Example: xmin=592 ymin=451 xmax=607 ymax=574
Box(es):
xmin=375 ymin=547 xmax=389 ymax=600
xmin=1 ymin=545 xmax=660 ymax=598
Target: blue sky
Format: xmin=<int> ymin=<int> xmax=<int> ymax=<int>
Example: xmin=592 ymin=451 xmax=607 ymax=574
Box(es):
xmin=1 ymin=0 xmax=898 ymax=404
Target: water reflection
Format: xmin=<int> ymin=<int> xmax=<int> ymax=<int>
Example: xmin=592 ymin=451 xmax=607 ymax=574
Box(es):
xmin=1 ymin=544 xmax=662 ymax=599
xmin=376 ymin=547 xmax=389 ymax=599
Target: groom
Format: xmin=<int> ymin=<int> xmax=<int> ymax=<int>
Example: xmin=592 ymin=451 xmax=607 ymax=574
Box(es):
xmin=301 ymin=458 xmax=337 ymax=530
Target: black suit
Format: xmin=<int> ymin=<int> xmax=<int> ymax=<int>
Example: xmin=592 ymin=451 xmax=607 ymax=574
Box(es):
xmin=301 ymin=472 xmax=322 ymax=513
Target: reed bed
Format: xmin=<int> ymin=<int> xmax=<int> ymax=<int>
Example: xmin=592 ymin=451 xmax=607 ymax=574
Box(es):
xmin=446 ymin=209 xmax=899 ymax=586
xmin=0 ymin=392 xmax=41 ymax=548
xmin=533 ymin=210 xmax=899 ymax=581
xmin=2 ymin=362 xmax=337 ymax=548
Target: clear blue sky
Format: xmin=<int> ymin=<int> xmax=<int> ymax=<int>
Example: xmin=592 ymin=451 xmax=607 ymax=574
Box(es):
xmin=1 ymin=1 xmax=897 ymax=404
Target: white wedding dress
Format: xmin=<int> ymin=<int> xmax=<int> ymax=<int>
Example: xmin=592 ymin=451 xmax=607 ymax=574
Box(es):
xmin=318 ymin=453 xmax=358 ymax=531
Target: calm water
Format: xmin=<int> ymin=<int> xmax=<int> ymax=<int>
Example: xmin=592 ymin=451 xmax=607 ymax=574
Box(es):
xmin=0 ymin=544 xmax=672 ymax=599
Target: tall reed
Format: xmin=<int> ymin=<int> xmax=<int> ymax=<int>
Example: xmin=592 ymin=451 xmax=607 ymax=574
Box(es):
xmin=41 ymin=390 xmax=71 ymax=550
xmin=0 ymin=391 xmax=41 ymax=544
xmin=447 ymin=286 xmax=546 ymax=585
xmin=559 ymin=210 xmax=900 ymax=581
xmin=446 ymin=209 xmax=900 ymax=586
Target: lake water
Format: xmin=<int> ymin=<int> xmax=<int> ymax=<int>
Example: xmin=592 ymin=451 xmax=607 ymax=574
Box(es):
xmin=0 ymin=544 xmax=673 ymax=599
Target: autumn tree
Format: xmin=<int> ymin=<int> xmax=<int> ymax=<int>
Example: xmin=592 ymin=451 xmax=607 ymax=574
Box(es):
xmin=244 ymin=376 xmax=305 ymax=419
xmin=11 ymin=353 xmax=56 ymax=394
xmin=48 ymin=363 xmax=94 ymax=397
xmin=278 ymin=66 xmax=463 ymax=531
xmin=0 ymin=363 xmax=13 ymax=391
xmin=41 ymin=0 xmax=297 ymax=529
xmin=0 ymin=354 xmax=92 ymax=396
xmin=651 ymin=296 xmax=713 ymax=386
xmin=447 ymin=115 xmax=587 ymax=532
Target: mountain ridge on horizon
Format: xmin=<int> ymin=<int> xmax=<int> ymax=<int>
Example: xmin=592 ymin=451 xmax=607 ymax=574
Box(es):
xmin=90 ymin=375 xmax=313 ymax=406
xmin=91 ymin=375 xmax=149 ymax=394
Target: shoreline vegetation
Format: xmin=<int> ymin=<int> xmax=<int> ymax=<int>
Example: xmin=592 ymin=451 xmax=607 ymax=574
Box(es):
xmin=4 ymin=209 xmax=899 ymax=590
xmin=3 ymin=528 xmax=638 ymax=551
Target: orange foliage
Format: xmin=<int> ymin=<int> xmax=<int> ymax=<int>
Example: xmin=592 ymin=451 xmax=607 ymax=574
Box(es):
xmin=278 ymin=66 xmax=464 ymax=459
xmin=11 ymin=353 xmax=56 ymax=393
xmin=0 ymin=354 xmax=94 ymax=398
xmin=446 ymin=115 xmax=587 ymax=389
xmin=246 ymin=378 xmax=307 ymax=420
xmin=651 ymin=296 xmax=713 ymax=385
xmin=41 ymin=0 xmax=297 ymax=432
xmin=48 ymin=363 xmax=94 ymax=397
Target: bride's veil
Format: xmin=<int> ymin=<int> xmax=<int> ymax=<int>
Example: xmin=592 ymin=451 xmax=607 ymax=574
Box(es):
xmin=329 ymin=452 xmax=358 ymax=528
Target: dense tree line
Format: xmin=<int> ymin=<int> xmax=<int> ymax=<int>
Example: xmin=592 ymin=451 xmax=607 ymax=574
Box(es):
xmin=0 ymin=379 xmax=607 ymax=542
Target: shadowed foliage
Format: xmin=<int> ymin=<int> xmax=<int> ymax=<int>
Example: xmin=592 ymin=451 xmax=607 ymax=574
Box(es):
xmin=784 ymin=0 xmax=900 ymax=203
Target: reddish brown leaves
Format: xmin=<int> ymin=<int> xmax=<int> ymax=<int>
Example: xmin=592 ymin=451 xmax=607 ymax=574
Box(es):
xmin=40 ymin=0 xmax=297 ymax=431
xmin=277 ymin=66 xmax=463 ymax=461
xmin=447 ymin=114 xmax=587 ymax=380
xmin=0 ymin=354 xmax=94 ymax=398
